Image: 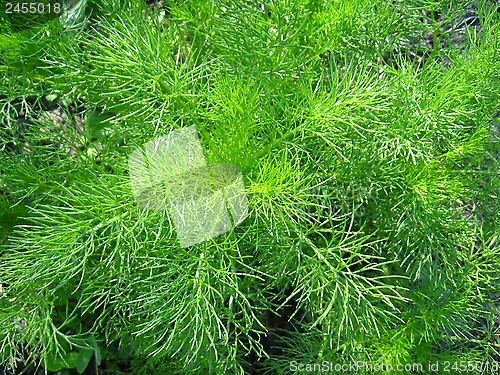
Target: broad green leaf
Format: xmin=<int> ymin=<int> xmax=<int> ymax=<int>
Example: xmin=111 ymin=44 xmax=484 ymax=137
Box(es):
xmin=76 ymin=348 xmax=93 ymax=373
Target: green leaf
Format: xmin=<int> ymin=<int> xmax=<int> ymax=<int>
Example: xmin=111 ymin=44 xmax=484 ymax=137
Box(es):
xmin=76 ymin=348 xmax=93 ymax=374
xmin=87 ymin=336 xmax=102 ymax=365
xmin=45 ymin=355 xmax=67 ymax=372
xmin=45 ymin=350 xmax=78 ymax=372
xmin=65 ymin=351 xmax=80 ymax=369
xmin=85 ymin=110 xmax=114 ymax=140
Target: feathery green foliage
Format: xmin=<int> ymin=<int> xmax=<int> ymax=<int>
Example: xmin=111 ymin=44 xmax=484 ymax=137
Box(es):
xmin=1 ymin=0 xmax=499 ymax=373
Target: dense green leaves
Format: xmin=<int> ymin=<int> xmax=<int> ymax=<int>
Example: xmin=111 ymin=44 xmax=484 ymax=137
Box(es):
xmin=1 ymin=0 xmax=499 ymax=373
